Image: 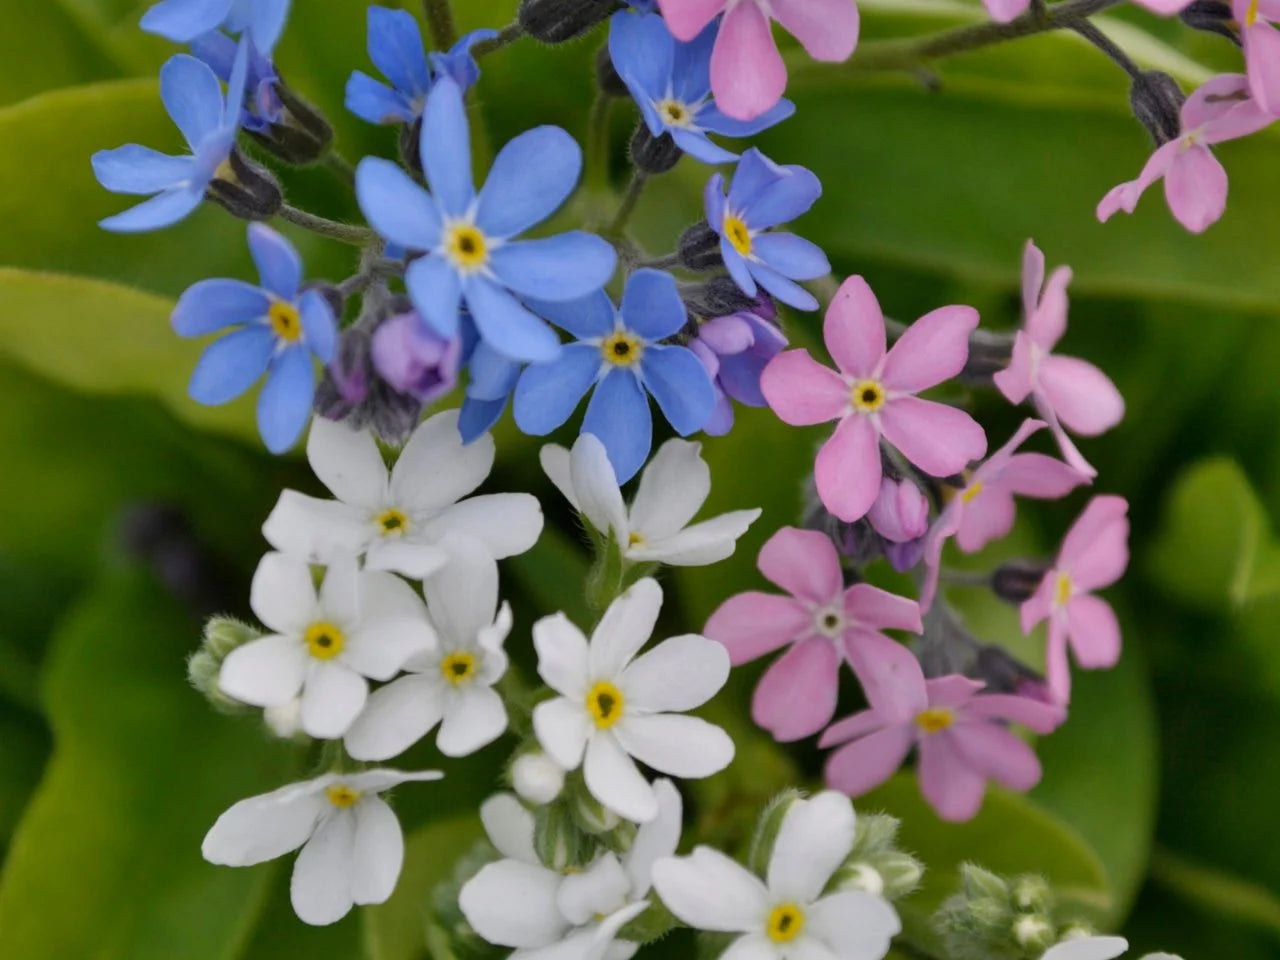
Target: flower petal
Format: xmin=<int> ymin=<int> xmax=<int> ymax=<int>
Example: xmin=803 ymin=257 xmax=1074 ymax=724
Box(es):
xmin=758 ymin=525 xmax=843 ymax=603
xmin=526 ymin=288 xmax=617 ymax=340
xmin=350 ymin=796 xmax=405 ymax=906
xmin=767 ymin=791 xmax=855 ymax=901
xmin=880 ymin=304 xmax=978 ymax=394
xmin=419 ymin=77 xmax=474 ymax=214
xmin=251 ymin=551 xmax=318 ymax=633
xmin=367 ymin=5 xmax=431 ymax=97
xmin=752 ymin=636 xmax=840 ymax=742
xmin=257 ymin=347 xmax=315 ymax=454
xmin=843 ymin=629 xmax=928 ymax=722
xmin=438 ymin=685 xmax=508 ymax=756
xmin=950 ymin=721 xmax=1043 ymax=791
xmin=584 ymin=368 xmax=653 ymax=484
xmin=879 ymin=396 xmax=987 ymax=477
xmin=300 ymin=662 xmax=368 ymax=739
xmin=710 ymin=0 xmax=787 ymax=121
xmin=420 ymin=494 xmax=544 ymax=560
xmin=345 ymin=72 xmax=414 ymax=124
xmin=1065 ymin=594 xmax=1122 ymax=669
xmin=404 ymin=253 xmax=462 ymax=339
xmin=390 ymin=408 xmax=493 ymax=510
xmin=807 ymin=891 xmax=901 ymax=958
xmin=299 ymin=290 xmax=336 ymax=363
xmin=635 ymin=509 xmax=761 ymax=567
xmin=460 ymin=859 xmax=567 ymax=948
xmin=218 ymin=633 xmax=307 ymax=707
xmin=344 ymin=616 xmax=433 ymax=681
xmin=1060 ymin=495 xmax=1129 ymax=590
xmin=591 ymin=577 xmax=662 ymax=678
xmin=751 ymin=232 xmax=830 ymax=280
xmin=534 ymin=613 xmax=591 ymax=696
xmin=291 ymin=812 xmax=357 ymax=925
xmin=917 ymin=731 xmax=987 ymax=822
xmin=465 ymin=275 xmax=562 ymax=363
xmin=760 ymin=349 xmax=849 ymax=425
xmin=306 ymin=416 xmax=389 ymax=509
xmin=98 ymin=186 xmax=204 ymax=233
xmin=705 ymin=592 xmax=812 ymax=665
xmin=489 ymin=232 xmax=617 ymax=301
xmin=622 ymin=634 xmax=729 ymax=712
xmin=844 ymin=583 xmax=922 ymax=633
xmin=1041 ymin=936 xmax=1130 ymax=960
xmin=142 ymin=0 xmax=229 ymax=44
xmin=355 ymin=156 xmax=443 ymax=251
xmin=568 ymin=433 xmax=628 ymax=539
xmin=815 ymin=413 xmax=882 ymax=523
xmin=533 ymin=696 xmax=591 ymax=770
xmin=513 ymin=343 xmax=601 ymax=435
xmin=627 ymin=777 xmax=683 ymax=894
xmin=187 ymin=325 xmax=274 ymax=405
xmin=171 ymin=278 xmax=270 ymax=337
xmin=1035 ymin=354 xmax=1124 ymax=437
xmin=202 ymin=777 xmax=327 ymax=866
xmin=480 ymin=792 xmax=538 ymax=863
xmin=585 ymin=730 xmax=658 ymax=821
xmin=824 ymin=723 xmax=914 ymax=795
xmin=1164 ymin=144 xmax=1227 ymax=234
xmin=770 ymin=0 xmax=860 ymax=61
xmin=476 ymin=126 xmax=582 ymax=237
xmin=641 ymin=345 xmax=717 ymax=436
xmin=91 ymin=144 xmax=194 ymax=195
xmin=160 ymin=53 xmax=224 ymax=150
xmin=620 ymin=267 xmax=689 ymax=341
xmin=344 ymin=675 xmax=445 ymax=761
xmin=614 ymin=713 xmax=734 ymax=779
xmin=651 ymin=846 xmax=769 ymax=932
xmin=247 ymin=223 xmax=301 ymax=299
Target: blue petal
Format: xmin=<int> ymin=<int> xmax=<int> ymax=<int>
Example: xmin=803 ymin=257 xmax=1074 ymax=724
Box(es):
xmin=671 ymin=127 xmax=737 ymax=165
xmin=172 ymin=278 xmax=269 ymax=336
xmin=703 ymin=171 xmax=726 ymax=227
xmin=699 ymin=98 xmax=795 ymax=137
xmin=222 ymin=34 xmax=250 ymax=128
xmin=489 ymin=233 xmax=617 ymax=302
xmin=92 ymin=145 xmax=193 ymax=195
xmin=189 ymin=29 xmax=237 ymax=78
xmin=247 ymin=222 xmax=301 ymax=299
xmin=720 ymin=239 xmax=756 ymax=296
xmin=512 ymin=343 xmax=600 ymax=435
xmin=247 ymin=0 xmax=290 ymax=54
xmin=160 ymin=54 xmax=225 ymax=151
xmin=257 ymin=345 xmax=313 ymax=454
xmin=367 ymin=5 xmax=431 ymax=98
xmin=671 ymin=19 xmax=716 ymax=103
xmin=99 ymin=187 xmax=203 ymax=233
xmin=608 ymin=12 xmax=672 ymax=104
xmin=727 ymin=148 xmax=783 ymax=213
xmin=745 ymin=165 xmax=822 ymax=229
xmin=141 ymin=0 xmax=230 ymax=42
xmin=475 ymin=126 xmax=582 ymax=238
xmin=465 ymin=276 xmax=562 ymax=364
xmin=419 ymin=77 xmax=474 ymax=216
xmin=430 ymin=28 xmax=498 ymax=89
xmin=583 ymin=368 xmax=651 ymax=484
xmin=749 ymin=260 xmax=819 ymax=311
xmin=188 ymin=324 xmax=274 ymax=405
xmin=405 ymin=254 xmax=462 ymax=339
xmin=524 ymin=289 xmax=616 ymax=341
xmin=459 ymin=393 xmax=509 ymax=443
xmin=300 ymin=289 xmax=337 ymax=363
xmin=619 ymin=268 xmax=686 ymax=341
xmin=467 ymin=341 xmax=522 ymax=401
xmin=640 ymin=345 xmax=715 ymax=436
xmin=355 ymin=156 xmax=442 ymax=251
xmin=751 ymin=232 xmax=830 ymax=281
xmin=345 ymin=71 xmax=415 ymax=124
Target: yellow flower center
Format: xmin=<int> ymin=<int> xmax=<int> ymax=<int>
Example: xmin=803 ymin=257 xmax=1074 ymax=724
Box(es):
xmin=766 ymin=903 xmax=805 ymax=943
xmin=723 ymin=214 xmax=752 ymax=257
xmin=1054 ymin=571 xmax=1073 ymax=607
xmin=326 ymin=784 xmax=362 ymax=808
xmin=268 ymin=300 xmax=302 ymax=342
xmin=851 ymin=380 xmax=886 ymax=412
xmin=586 ymin=680 xmax=625 ymax=729
xmin=915 ymin=707 xmax=954 ymax=734
xmin=627 ymin=531 xmax=646 ymax=548
xmin=656 ymin=98 xmax=693 ymax=128
xmin=376 ymin=507 xmax=409 ymax=537
xmin=960 ymin=480 xmax=985 ymax=504
xmin=601 ymin=330 xmax=644 ymax=367
xmin=444 ymin=222 xmax=489 ymax=271
xmin=440 ymin=651 xmax=477 ymax=686
xmin=1247 ymin=0 xmax=1260 ymax=25
xmin=304 ymin=622 xmax=345 ymax=660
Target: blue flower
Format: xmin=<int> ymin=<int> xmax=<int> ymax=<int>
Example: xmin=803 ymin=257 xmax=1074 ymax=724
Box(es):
xmin=513 ymin=269 xmax=716 ymax=482
xmin=141 ymin=0 xmax=291 ymax=55
xmin=460 ymin=339 xmax=523 ymax=443
xmin=191 ymin=29 xmax=281 ymax=133
xmin=356 ymin=77 xmax=617 ymax=364
xmin=705 ymin=148 xmax=830 ymax=311
xmin=91 ymin=44 xmax=248 ymax=232
xmin=172 ymin=224 xmax=337 ymax=453
xmin=608 ymin=10 xmax=793 ymax=165
xmin=346 ymin=6 xmax=495 ymax=126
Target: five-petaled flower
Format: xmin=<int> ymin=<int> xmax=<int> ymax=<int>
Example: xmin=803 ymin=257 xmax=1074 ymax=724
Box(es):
xmin=142 ymin=0 xmax=292 ymax=54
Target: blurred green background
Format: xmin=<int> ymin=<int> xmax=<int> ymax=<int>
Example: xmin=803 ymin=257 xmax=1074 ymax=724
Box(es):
xmin=1 ymin=0 xmax=1278 ymax=957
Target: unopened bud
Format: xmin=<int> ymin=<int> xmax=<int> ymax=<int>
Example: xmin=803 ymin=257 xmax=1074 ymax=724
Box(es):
xmin=630 ymin=124 xmax=682 ymax=174
xmin=534 ymin=803 xmax=594 ymax=870
xmin=961 ymin=863 xmax=1010 ymax=902
xmin=747 ymin=789 xmax=803 ymax=876
xmin=1179 ymin=0 xmax=1239 ymax=41
xmin=1012 ymin=914 xmax=1055 ymax=954
xmin=202 ymin=615 xmax=259 ymax=658
xmin=1130 ymin=71 xmax=1185 ymax=146
xmin=876 ymin=852 xmax=925 ymax=900
xmin=678 ymin=221 xmax=724 ymax=271
xmin=596 ymin=45 xmax=629 ymax=97
xmin=519 ymin=0 xmax=617 ymax=43
xmin=961 ymin=330 xmax=1014 ymax=385
xmin=1010 ymin=875 xmax=1052 ymax=914
xmin=883 ymin=536 xmax=925 ymax=573
xmin=868 ymin=476 xmax=930 ymax=543
xmin=512 ymin=751 xmax=566 ymax=805
xmin=315 ymin=320 xmax=424 ymax=445
xmin=850 ymin=812 xmax=901 ymax=857
xmin=836 ymin=862 xmax=885 ymax=896
xmin=992 ymin=558 xmax=1050 ymax=604
xmin=206 ymin=148 xmax=282 ymax=221
xmin=570 ymin=783 xmax=620 ymax=834
xmin=681 ymin=277 xmax=770 ymax=322
xmin=974 ymin=643 xmax=1042 ymax=696
xmin=247 ymin=80 xmax=334 ymax=165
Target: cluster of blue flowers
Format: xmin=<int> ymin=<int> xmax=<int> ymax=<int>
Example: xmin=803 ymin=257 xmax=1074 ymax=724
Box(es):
xmin=91 ymin=0 xmax=831 ymax=477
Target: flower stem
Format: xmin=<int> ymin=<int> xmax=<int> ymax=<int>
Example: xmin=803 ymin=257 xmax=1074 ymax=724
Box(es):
xmin=276 ymin=205 xmax=376 ymax=246
xmin=422 ymin=0 xmax=457 ymax=50
xmin=473 ymin=21 xmax=525 ymax=58
xmin=323 ymin=150 xmax=356 ymax=186
xmin=1069 ymin=19 xmax=1144 ymax=79
xmin=585 ymin=91 xmax=614 ymax=199
xmin=606 ymin=171 xmax=647 ymax=237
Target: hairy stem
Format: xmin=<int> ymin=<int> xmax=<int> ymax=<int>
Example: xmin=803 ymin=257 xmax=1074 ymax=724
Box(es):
xmin=422 ymin=0 xmax=457 ymax=49
xmin=1070 ymin=19 xmax=1144 ymax=79
xmin=473 ymin=21 xmax=525 ymax=58
xmin=606 ymin=171 xmax=648 ymax=236
xmin=276 ymin=205 xmax=376 ymax=246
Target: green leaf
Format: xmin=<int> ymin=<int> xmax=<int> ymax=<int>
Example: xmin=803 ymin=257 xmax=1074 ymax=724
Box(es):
xmin=1148 ymin=847 xmax=1280 ymax=936
xmin=0 ymin=4 xmax=124 ymax=106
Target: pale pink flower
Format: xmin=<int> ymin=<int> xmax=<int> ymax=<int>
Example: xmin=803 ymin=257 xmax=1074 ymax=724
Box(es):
xmin=1096 ymin=74 xmax=1274 ymax=233
xmin=657 ymin=0 xmax=859 ymax=121
xmin=761 ymin=276 xmax=987 ymax=523
xmin=920 ymin=418 xmax=1087 ymax=611
xmin=819 ymin=663 xmax=1064 ymax=822
xmin=704 ymin=526 xmax=922 ymax=742
xmin=993 ymin=241 xmax=1124 ymax=477
xmin=1021 ymin=495 xmax=1130 ymax=704
xmin=1234 ymin=0 xmax=1280 ymax=115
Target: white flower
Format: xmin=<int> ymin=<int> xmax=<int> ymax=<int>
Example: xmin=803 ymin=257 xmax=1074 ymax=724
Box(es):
xmin=1041 ymin=936 xmax=1180 ymax=960
xmin=202 ymin=768 xmax=441 ymax=925
xmin=218 ymin=552 xmax=433 ymax=738
xmin=344 ymin=536 xmax=511 ymax=759
xmin=512 ymin=750 xmax=567 ymax=805
xmin=652 ymin=791 xmax=901 ymax=960
xmin=541 ymin=434 xmax=760 ymax=567
xmin=263 ymin=410 xmax=543 ymax=579
xmin=531 ymin=577 xmax=734 ymax=822
xmin=459 ymin=781 xmax=683 ymax=960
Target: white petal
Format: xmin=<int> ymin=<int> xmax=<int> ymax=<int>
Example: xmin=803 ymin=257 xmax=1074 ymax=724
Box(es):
xmin=1042 ymin=937 xmax=1130 ymax=960
xmin=539 ymin=443 xmax=581 ymax=512
xmin=344 ymin=767 xmax=444 ymax=794
xmin=419 ymin=494 xmax=544 ymax=559
xmin=291 ymin=811 xmax=357 ymax=925
xmin=478 ymin=601 xmax=515 ymax=658
xmin=218 ymin=634 xmax=307 ymax=707
xmin=533 ymin=697 xmax=591 ymax=770
xmin=651 ymin=847 xmax=769 ymax=932
xmin=720 ymin=935 xmax=781 ymax=960
xmin=612 ymin=714 xmax=733 ymax=780
xmin=359 ymin=568 xmax=431 ymax=621
xmin=558 ymin=853 xmax=631 ymax=924
xmin=350 ymin=796 xmax=405 ymax=905
xmin=250 ymin=551 xmax=318 ymax=634
xmin=423 ymin=535 xmax=499 ymax=643
xmin=626 ymin=778 xmax=682 ymax=896
xmin=318 ymin=552 xmax=361 ymax=624
xmin=438 ymin=685 xmax=508 ymax=756
xmin=390 ymin=409 xmax=494 ymax=511
xmin=534 ymin=613 xmax=591 ymax=697
xmin=807 ymin=891 xmax=901 ymax=960
xmin=584 ymin=731 xmax=657 ymax=822
xmin=570 ymin=433 xmax=628 ymax=540
xmin=343 ymin=675 xmax=445 ymax=761
xmin=262 ymin=490 xmax=371 ymax=562
xmin=202 ymin=776 xmax=329 ymax=866
xmin=307 ymin=417 xmax=389 ymax=509
xmin=300 ymin=661 xmax=368 ymax=738
xmin=480 ymin=792 xmax=539 ymax=863
xmin=629 ymin=510 xmax=761 ymax=567
xmin=620 ymin=634 xmax=729 ymax=712
xmin=629 ymin=439 xmax=710 ymax=541
xmin=342 ymin=616 xmax=434 ymax=681
xmin=589 ymin=578 xmax=662 ymax=679
xmin=460 ymin=859 xmax=568 ymax=948
xmin=365 ymin=539 xmax=450 ymax=579
xmin=788 ymin=938 xmax=839 ymax=960
xmin=766 ymin=792 xmax=856 ymax=903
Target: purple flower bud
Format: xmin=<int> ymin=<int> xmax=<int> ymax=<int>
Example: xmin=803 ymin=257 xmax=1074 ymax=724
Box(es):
xmin=883 ymin=536 xmax=925 ymax=573
xmin=370 ymin=310 xmax=462 ymax=403
xmin=867 ymin=476 xmax=930 ymax=543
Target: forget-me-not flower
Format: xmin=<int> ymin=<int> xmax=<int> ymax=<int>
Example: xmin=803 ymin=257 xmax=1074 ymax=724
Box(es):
xmin=459 ymin=330 xmax=523 ymax=444
xmin=356 ymin=77 xmax=617 ymax=364
xmin=92 ymin=43 xmax=248 ymax=232
xmin=172 ymin=224 xmax=337 ymax=453
xmin=706 ymin=148 xmax=829 ymax=310
xmin=191 ymin=28 xmax=282 ymax=132
xmin=513 ymin=269 xmax=715 ymax=482
xmin=608 ymin=10 xmax=794 ymax=165
xmin=141 ymin=0 xmax=291 ymax=55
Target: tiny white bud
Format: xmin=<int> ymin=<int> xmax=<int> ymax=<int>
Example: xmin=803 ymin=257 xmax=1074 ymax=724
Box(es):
xmin=842 ymin=863 xmax=885 ymax=896
xmin=512 ymin=751 xmax=566 ymax=805
xmin=1013 ymin=914 xmax=1054 ymax=952
xmin=264 ymin=698 xmax=302 ymax=738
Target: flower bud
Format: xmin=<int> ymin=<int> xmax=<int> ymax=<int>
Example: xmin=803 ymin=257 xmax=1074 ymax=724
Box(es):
xmin=991 ymin=558 xmax=1049 ymax=605
xmin=678 ymin=221 xmax=724 ymax=271
xmin=961 ymin=863 xmax=1010 ymax=902
xmin=835 ymin=862 xmax=884 ymax=896
xmin=370 ymin=308 xmax=462 ymax=404
xmin=202 ymin=616 xmax=260 ymax=658
xmin=512 ymin=751 xmax=566 ymax=805
xmin=398 ymin=117 xmax=423 ymax=174
xmin=518 ymin=0 xmax=617 ymax=44
xmin=973 ymin=643 xmax=1043 ymax=696
xmin=1130 ymin=70 xmax=1185 ymax=146
xmin=960 ymin=329 xmax=1014 ymax=385
xmin=1179 ymin=0 xmax=1239 ymax=42
xmin=681 ymin=277 xmax=771 ymax=323
xmin=849 ymin=812 xmax=900 ymax=857
xmin=747 ymin=788 xmax=803 ymax=875
xmin=876 ymin=852 xmax=925 ymax=900
xmin=314 ymin=317 xmax=425 ymax=445
xmin=205 ymin=148 xmax=282 ymax=221
xmin=534 ymin=803 xmax=595 ymax=871
xmin=595 ymin=44 xmax=629 ymax=97
xmin=883 ymin=536 xmax=925 ymax=573
xmin=570 ymin=780 xmax=621 ymax=834
xmin=630 ymin=124 xmax=682 ymax=174
xmin=246 ymin=80 xmax=334 ymax=165
xmin=1012 ymin=914 xmax=1055 ymax=954
xmin=1010 ymin=875 xmax=1052 ymax=915
xmin=616 ymin=899 xmax=677 ymax=945
xmin=868 ymin=476 xmax=930 ymax=543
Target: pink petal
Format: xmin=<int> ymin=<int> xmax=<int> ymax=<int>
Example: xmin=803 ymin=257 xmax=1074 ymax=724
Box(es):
xmin=814 ymin=414 xmax=882 ymax=522
xmin=1026 ymin=265 xmax=1071 ymax=350
xmin=998 ymin=452 xmax=1087 ymax=499
xmin=1036 ymin=354 xmax=1124 ymax=437
xmin=917 ymin=732 xmax=987 ymax=822
xmin=1045 ymin=614 xmax=1073 ymax=704
xmin=962 ymin=693 xmax=1065 ymax=734
xmin=844 ymin=583 xmax=923 ymax=633
xmin=984 ymin=0 xmax=1032 ymax=21
xmin=823 ymin=276 xmax=886 ymax=379
xmin=1060 ymin=495 xmax=1129 ymax=590
xmin=1129 ymin=0 xmax=1194 ymax=13
xmin=757 ymin=525 xmax=844 ymax=604
xmin=1037 ymin=398 xmax=1098 ymax=478
xmin=949 ymin=722 xmax=1043 ymax=792
xmin=824 ymin=725 xmax=914 ymax=796
xmin=993 ymin=330 xmax=1035 ymax=405
xmin=977 ymin=418 xmax=1047 ymax=482
xmin=924 ymin=674 xmax=985 ymax=708
xmin=954 ymin=488 xmax=1016 ymax=554
xmin=918 ymin=502 xmax=962 ymax=613
xmin=843 ymin=629 xmax=928 ymax=722
xmin=771 ymin=0 xmax=859 ymax=61
xmin=1065 ymin=594 xmax=1122 ymax=669
xmin=879 ymin=396 xmax=987 ymax=478
xmin=1164 ymin=145 xmax=1227 ymax=234
xmin=710 ymin=1 xmax=787 ymax=121
xmin=1020 ymin=240 xmax=1045 ymax=322
xmin=751 ymin=637 xmax=840 ymax=742
xmin=704 ymin=592 xmax=812 ymax=665
xmin=1096 ymin=140 xmax=1179 ymax=222
xmin=1181 ymin=72 xmax=1252 ymax=130
xmin=880 ymin=305 xmax=978 ymax=394
xmin=760 ymin=350 xmax=849 ymax=425
xmin=658 ymin=0 xmax=728 ymax=40
xmin=1020 ymin=573 xmax=1055 ymax=634
xmin=818 ymin=707 xmax=889 ymax=748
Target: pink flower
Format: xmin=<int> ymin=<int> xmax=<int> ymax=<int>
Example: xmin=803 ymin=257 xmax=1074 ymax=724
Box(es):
xmin=657 ymin=0 xmax=859 ymax=121
xmin=1020 ymin=495 xmax=1130 ymax=704
xmin=920 ymin=418 xmax=1086 ymax=611
xmin=1096 ymin=74 xmax=1274 ymax=233
xmin=1234 ymin=0 xmax=1280 ymax=114
xmin=984 ymin=0 xmax=1191 ymax=22
xmin=819 ymin=664 xmax=1064 ymax=822
xmin=760 ymin=276 xmax=988 ymax=523
xmin=704 ymin=526 xmax=922 ymax=742
xmin=993 ymin=241 xmax=1124 ymax=477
